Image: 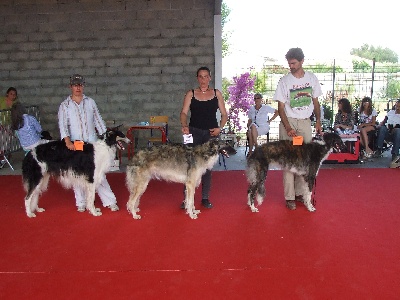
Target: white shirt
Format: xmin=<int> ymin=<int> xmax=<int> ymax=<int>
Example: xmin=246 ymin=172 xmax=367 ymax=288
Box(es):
xmin=248 ymin=105 xmax=276 ymax=127
xmin=386 ymin=110 xmax=400 ymax=126
xmin=58 ymin=95 xmax=106 ymax=143
xmin=359 ymin=109 xmax=377 ymax=124
xmin=273 ymin=71 xmax=322 ymax=119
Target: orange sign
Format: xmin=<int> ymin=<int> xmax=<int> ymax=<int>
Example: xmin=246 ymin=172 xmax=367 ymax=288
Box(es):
xmin=74 ymin=140 xmax=84 ymax=151
xmin=293 ymin=136 xmax=303 ymax=146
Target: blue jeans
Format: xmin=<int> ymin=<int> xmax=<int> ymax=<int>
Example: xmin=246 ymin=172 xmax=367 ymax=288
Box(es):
xmin=376 ymin=126 xmax=400 ymax=156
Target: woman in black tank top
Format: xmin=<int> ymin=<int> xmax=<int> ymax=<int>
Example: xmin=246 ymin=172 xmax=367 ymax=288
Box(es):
xmin=179 ymin=66 xmax=228 ymax=209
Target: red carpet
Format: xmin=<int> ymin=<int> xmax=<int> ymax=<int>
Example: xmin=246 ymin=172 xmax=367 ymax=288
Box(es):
xmin=1 ymin=169 xmax=399 ymax=299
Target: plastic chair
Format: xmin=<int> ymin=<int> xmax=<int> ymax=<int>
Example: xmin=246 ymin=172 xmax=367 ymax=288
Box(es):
xmin=147 ymin=115 xmax=169 ymax=147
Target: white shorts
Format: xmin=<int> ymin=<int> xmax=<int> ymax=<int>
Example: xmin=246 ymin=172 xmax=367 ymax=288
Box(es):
xmin=249 ymin=123 xmax=270 ymax=136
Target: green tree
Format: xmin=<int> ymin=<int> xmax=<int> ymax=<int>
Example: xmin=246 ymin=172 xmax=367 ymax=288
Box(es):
xmin=351 ymin=44 xmax=398 ymax=63
xmin=384 ymin=77 xmax=400 ymax=99
xmin=221 ymin=1 xmax=231 ymax=58
xmin=222 ymin=77 xmax=231 ymax=102
xmin=352 ymin=60 xmax=371 ymax=72
xmin=304 ymin=64 xmax=344 ymax=73
xmin=251 ymin=69 xmax=268 ymax=95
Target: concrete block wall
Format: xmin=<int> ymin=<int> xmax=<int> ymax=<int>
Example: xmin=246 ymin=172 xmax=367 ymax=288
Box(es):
xmin=0 ymin=0 xmax=217 ymax=142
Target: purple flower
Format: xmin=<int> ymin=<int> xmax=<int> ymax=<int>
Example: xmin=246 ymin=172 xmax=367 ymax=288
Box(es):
xmin=227 ymin=72 xmax=255 ymax=132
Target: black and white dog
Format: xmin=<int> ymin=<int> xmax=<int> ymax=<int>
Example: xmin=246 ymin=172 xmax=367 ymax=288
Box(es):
xmin=125 ymin=138 xmax=229 ymax=220
xmin=22 ymin=128 xmax=130 ymax=218
xmin=246 ymin=132 xmax=344 ymax=213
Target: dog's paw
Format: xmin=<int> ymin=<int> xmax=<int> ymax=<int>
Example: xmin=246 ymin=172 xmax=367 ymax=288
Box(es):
xmin=250 ymin=206 xmax=259 ymax=213
xmin=189 ymin=213 xmax=198 ymax=219
xmin=36 ymin=207 xmax=45 ymax=213
xmin=132 ymin=214 xmax=141 ymax=220
xmin=89 ymin=208 xmax=102 ymax=216
xmin=27 ymin=212 xmax=36 ymax=218
xmin=305 ymin=204 xmax=316 ymax=212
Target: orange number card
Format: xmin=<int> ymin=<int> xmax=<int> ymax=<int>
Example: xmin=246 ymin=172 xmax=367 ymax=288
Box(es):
xmin=293 ymin=136 xmax=303 ymax=146
xmin=74 ymin=140 xmax=84 ymax=151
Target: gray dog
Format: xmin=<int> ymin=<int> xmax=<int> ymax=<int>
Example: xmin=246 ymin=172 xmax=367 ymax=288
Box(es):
xmin=125 ymin=138 xmax=229 ymax=219
xmin=246 ymin=132 xmax=344 ymax=213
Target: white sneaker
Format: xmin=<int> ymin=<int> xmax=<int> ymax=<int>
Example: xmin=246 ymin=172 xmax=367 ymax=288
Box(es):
xmin=77 ymin=206 xmax=86 ymax=212
xmin=390 ymin=156 xmax=400 ymax=168
xmin=108 ymin=204 xmax=119 ymax=211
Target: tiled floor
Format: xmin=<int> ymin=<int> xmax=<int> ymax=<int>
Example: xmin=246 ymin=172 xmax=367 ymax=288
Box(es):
xmin=1 ymin=145 xmax=395 ymax=177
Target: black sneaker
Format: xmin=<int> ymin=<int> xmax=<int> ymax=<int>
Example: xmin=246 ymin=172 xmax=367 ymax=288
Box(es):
xmin=373 ymin=149 xmax=382 ymax=158
xmin=201 ymin=199 xmax=213 ymax=208
xmin=286 ymin=200 xmax=296 ymax=210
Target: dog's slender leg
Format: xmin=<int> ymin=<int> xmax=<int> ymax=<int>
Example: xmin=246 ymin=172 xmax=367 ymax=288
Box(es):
xmin=247 ymin=184 xmax=259 ymax=213
xmin=25 ymin=176 xmax=47 ymax=217
xmin=127 ymin=192 xmax=142 ymax=219
xmin=34 ymin=174 xmax=49 ymax=213
xmin=303 ymin=190 xmax=315 ymax=212
xmin=185 ymin=181 xmax=200 ymax=219
xmin=246 ymin=161 xmax=267 ymax=213
xmin=302 ymin=175 xmax=316 ymax=212
xmin=126 ymin=173 xmax=151 ymax=220
xmin=86 ymin=184 xmax=102 ymax=216
xmin=126 ymin=177 xmax=150 ymax=220
xmin=25 ymin=193 xmax=36 ymax=218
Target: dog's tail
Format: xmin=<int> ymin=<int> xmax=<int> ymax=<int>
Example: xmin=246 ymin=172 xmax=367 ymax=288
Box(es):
xmin=246 ymin=158 xmax=267 ymax=207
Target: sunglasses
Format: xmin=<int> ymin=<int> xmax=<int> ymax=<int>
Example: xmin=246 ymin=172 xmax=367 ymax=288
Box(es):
xmin=254 ymin=97 xmax=261 ymax=100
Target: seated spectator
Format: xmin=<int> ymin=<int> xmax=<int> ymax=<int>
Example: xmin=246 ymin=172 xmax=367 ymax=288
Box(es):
xmin=0 ymin=87 xmax=18 ymax=125
xmin=1 ymin=87 xmax=18 ymax=167
xmin=357 ymin=96 xmax=377 ymax=158
xmin=11 ymin=102 xmax=50 ymax=150
xmin=374 ymin=99 xmax=400 ymax=168
xmin=246 ymin=93 xmax=278 ymax=157
xmin=333 ymin=98 xmax=355 ymax=133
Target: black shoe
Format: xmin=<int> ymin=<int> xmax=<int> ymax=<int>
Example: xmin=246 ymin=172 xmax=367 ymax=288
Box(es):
xmin=201 ymin=199 xmax=213 ymax=208
xmin=295 ymin=195 xmax=304 ymax=203
xmin=180 ymin=201 xmax=185 ymax=209
xmin=286 ymin=200 xmax=296 ymax=210
xmin=373 ymin=149 xmax=382 ymax=158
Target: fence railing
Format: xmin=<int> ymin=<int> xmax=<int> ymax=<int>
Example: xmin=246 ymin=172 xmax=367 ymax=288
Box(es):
xmin=0 ymin=105 xmax=40 ymax=170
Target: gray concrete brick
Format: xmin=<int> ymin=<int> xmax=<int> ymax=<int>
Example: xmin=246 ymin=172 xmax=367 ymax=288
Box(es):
xmin=0 ymin=0 xmax=217 ymax=142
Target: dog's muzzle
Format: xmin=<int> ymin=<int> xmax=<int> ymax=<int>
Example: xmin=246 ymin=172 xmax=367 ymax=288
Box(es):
xmin=116 ymin=136 xmax=131 ymax=150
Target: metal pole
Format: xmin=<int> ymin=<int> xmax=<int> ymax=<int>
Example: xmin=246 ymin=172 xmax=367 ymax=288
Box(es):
xmin=331 ymin=59 xmax=336 ymax=124
xmin=371 ymin=58 xmax=376 ymax=100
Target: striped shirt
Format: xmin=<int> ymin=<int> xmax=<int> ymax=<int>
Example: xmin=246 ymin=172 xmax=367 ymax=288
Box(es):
xmin=58 ymin=95 xmax=106 ymax=143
